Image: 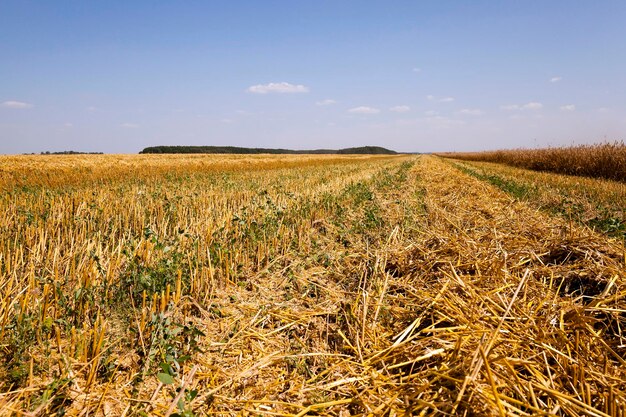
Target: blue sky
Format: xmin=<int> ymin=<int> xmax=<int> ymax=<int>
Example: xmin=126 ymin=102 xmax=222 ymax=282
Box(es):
xmin=1 ymin=1 xmax=625 ymax=154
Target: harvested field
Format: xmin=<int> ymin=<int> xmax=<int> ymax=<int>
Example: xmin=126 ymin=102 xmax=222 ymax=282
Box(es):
xmin=0 ymin=154 xmax=625 ymax=416
xmin=448 ymin=159 xmax=626 ymax=239
xmin=437 ymin=141 xmax=626 ymax=182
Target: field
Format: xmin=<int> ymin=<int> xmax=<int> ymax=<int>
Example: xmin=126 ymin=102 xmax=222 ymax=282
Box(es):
xmin=0 ymin=154 xmax=625 ymax=416
xmin=437 ymin=141 xmax=626 ymax=182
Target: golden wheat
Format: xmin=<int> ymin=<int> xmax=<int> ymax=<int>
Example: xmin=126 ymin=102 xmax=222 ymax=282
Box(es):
xmin=437 ymin=141 xmax=626 ymax=181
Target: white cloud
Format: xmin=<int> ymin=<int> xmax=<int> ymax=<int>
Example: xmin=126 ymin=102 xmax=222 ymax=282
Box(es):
xmin=459 ymin=108 xmax=483 ymax=116
xmin=121 ymin=123 xmax=139 ymax=128
xmin=64 ymin=123 xmax=73 ymax=128
xmin=221 ymin=118 xmax=234 ymax=124
xmin=502 ymin=102 xmax=543 ymax=111
xmin=522 ymin=102 xmax=543 ymax=110
xmin=597 ymin=107 xmax=610 ymax=113
xmin=560 ymin=104 xmax=575 ymax=111
xmin=424 ymin=110 xmax=438 ymax=116
xmin=427 ymin=95 xmax=454 ymax=103
xmin=412 ymin=67 xmax=421 ymax=73
xmin=247 ymin=82 xmax=309 ymax=94
xmin=550 ymin=76 xmax=562 ymax=83
xmin=348 ymin=106 xmax=380 ymax=114
xmin=390 ymin=105 xmax=410 ymax=113
xmin=316 ymin=99 xmax=336 ymax=106
xmin=2 ymin=100 xmax=33 ymax=109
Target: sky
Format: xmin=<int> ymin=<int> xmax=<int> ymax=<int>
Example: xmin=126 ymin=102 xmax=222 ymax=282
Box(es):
xmin=1 ymin=1 xmax=625 ymax=154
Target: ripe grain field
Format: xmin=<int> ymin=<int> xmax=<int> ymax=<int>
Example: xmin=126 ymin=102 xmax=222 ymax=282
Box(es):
xmin=0 ymin=154 xmax=624 ymax=416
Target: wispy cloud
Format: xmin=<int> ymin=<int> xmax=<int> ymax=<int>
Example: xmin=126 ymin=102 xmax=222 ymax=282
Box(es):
xmin=412 ymin=67 xmax=421 ymax=73
xmin=424 ymin=110 xmax=438 ymax=116
xmin=64 ymin=123 xmax=73 ymax=128
xmin=316 ymin=99 xmax=336 ymax=106
xmin=522 ymin=102 xmax=543 ymax=110
xmin=348 ymin=106 xmax=380 ymax=114
xmin=501 ymin=102 xmax=543 ymax=111
xmin=390 ymin=105 xmax=410 ymax=113
xmin=550 ymin=76 xmax=562 ymax=83
xmin=2 ymin=100 xmax=33 ymax=109
xmin=459 ymin=108 xmax=483 ymax=116
xmin=427 ymin=95 xmax=454 ymax=103
xmin=247 ymin=82 xmax=309 ymax=94
xmin=560 ymin=104 xmax=575 ymax=111
xmin=121 ymin=123 xmax=139 ymax=128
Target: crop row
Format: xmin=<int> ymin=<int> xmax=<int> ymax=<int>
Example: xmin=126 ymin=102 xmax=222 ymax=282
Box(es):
xmin=438 ymin=141 xmax=626 ymax=182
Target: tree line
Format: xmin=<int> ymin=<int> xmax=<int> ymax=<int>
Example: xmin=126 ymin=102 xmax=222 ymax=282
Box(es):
xmin=139 ymin=146 xmax=398 ymax=155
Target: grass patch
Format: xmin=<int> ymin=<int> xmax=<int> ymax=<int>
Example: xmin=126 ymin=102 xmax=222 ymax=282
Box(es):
xmin=454 ymin=163 xmax=536 ymax=199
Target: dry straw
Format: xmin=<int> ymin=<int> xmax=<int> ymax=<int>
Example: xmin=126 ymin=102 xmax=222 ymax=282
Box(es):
xmin=0 ymin=154 xmax=624 ymax=415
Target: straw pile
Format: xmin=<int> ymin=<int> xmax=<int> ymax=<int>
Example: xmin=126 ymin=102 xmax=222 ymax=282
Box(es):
xmin=378 ymin=157 xmax=626 ymax=415
xmin=0 ymin=155 xmax=624 ymax=416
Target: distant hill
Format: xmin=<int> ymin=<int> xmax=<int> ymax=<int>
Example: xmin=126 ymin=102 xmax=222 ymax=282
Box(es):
xmin=139 ymin=146 xmax=398 ymax=155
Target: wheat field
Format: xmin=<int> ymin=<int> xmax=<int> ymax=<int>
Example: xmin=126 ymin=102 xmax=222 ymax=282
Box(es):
xmin=0 ymin=154 xmax=624 ymax=416
xmin=437 ymin=141 xmax=626 ymax=182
